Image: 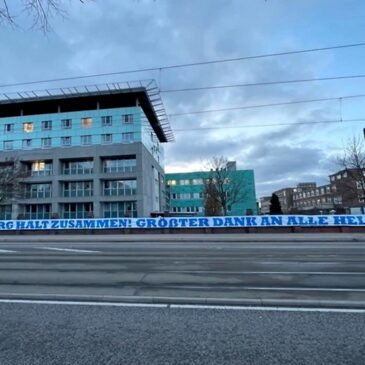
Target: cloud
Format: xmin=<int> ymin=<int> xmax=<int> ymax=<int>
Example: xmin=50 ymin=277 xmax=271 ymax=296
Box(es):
xmin=1 ymin=0 xmax=363 ymax=200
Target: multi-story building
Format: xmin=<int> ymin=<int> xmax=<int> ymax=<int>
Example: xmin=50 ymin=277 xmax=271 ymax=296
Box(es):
xmin=272 ymin=187 xmax=294 ymax=214
xmin=0 ymin=81 xmax=173 ymax=219
xmin=292 ymin=170 xmax=365 ymax=214
xmin=329 ymin=168 xmax=365 ymax=211
xmin=293 ymin=183 xmax=335 ymax=214
xmin=259 ymin=196 xmax=271 ymax=215
xmin=166 ymin=166 xmax=257 ymax=216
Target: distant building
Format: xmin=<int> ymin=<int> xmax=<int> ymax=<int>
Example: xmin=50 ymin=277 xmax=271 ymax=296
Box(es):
xmin=273 ymin=188 xmax=294 ymax=214
xmin=329 ymin=169 xmax=365 ymax=212
xmin=293 ymin=183 xmax=335 ymax=214
xmin=0 ymin=81 xmax=173 ymax=219
xmin=259 ymin=196 xmax=271 ymax=215
xmin=290 ymin=169 xmax=365 ymax=214
xmin=166 ymin=165 xmax=257 ymax=216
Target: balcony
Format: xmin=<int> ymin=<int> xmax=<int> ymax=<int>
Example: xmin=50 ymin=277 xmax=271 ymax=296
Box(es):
xmin=63 ymin=190 xmax=93 ymax=198
xmin=63 ymin=168 xmax=93 ymax=175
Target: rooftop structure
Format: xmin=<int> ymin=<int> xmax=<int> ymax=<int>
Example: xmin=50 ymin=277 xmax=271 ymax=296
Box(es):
xmin=0 ymin=80 xmax=173 ymax=219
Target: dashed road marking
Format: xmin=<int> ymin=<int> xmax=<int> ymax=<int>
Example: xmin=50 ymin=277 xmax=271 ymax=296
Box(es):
xmin=37 ymin=247 xmax=100 ymax=253
xmin=0 ymin=249 xmax=17 ymax=253
xmin=0 ymin=299 xmax=364 ymax=313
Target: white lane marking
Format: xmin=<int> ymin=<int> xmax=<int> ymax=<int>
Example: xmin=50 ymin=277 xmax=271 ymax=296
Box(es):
xmin=166 ymin=271 xmax=365 ymax=276
xmin=0 ymin=249 xmax=17 ymax=253
xmin=0 ymin=299 xmax=167 ymax=308
xmin=170 ymin=304 xmax=365 ymax=313
xmin=233 ymin=287 xmax=365 ymax=292
xmin=0 ymin=299 xmax=364 ymax=313
xmin=173 ymin=285 xmax=365 ymax=292
xmin=37 ymin=247 xmax=100 ymax=253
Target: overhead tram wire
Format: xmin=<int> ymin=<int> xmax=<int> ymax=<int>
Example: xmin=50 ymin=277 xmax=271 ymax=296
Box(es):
xmin=0 ymin=42 xmax=365 ymax=89
xmin=161 ymin=74 xmax=365 ymax=93
xmin=172 ymin=118 xmax=365 ymax=132
xmin=168 ymin=93 xmax=365 ymax=117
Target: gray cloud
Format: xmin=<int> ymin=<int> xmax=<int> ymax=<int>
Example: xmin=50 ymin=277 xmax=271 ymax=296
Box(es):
xmin=0 ymin=0 xmax=361 ymax=200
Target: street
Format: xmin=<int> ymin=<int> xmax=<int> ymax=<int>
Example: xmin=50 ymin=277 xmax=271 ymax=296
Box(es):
xmin=0 ymin=301 xmax=364 ymax=365
xmin=0 ymin=234 xmax=364 ymax=307
xmin=0 ymin=233 xmax=365 ymax=364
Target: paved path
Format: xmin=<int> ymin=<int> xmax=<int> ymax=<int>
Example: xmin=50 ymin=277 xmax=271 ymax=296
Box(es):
xmin=0 ymin=302 xmax=364 ymax=365
xmin=0 ymin=234 xmax=364 ymax=307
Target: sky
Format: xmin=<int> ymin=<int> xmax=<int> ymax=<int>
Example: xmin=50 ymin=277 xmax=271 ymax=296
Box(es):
xmin=0 ymin=0 xmax=365 ymax=198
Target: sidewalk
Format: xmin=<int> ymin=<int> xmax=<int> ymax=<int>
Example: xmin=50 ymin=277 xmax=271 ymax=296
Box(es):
xmin=0 ymin=233 xmax=365 ymax=243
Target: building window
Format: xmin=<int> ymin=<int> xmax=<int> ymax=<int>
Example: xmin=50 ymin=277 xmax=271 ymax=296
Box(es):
xmin=81 ymin=117 xmax=92 ymax=128
xmin=101 ymin=116 xmax=112 ymax=126
xmin=167 ymin=180 xmax=177 ymax=186
xmin=41 ymin=120 xmax=52 ymax=131
xmin=122 ymin=114 xmax=133 ymax=124
xmin=41 ymin=138 xmax=51 ymax=148
xmin=24 ymin=183 xmax=52 ymax=199
xmin=102 ymin=134 xmax=113 ymax=144
xmin=23 ymin=122 xmax=33 ymax=133
xmin=31 ymin=161 xmax=52 ymax=176
xmin=61 ymin=136 xmax=72 ymax=146
xmin=103 ymin=201 xmax=137 ymax=218
xmin=81 ymin=135 xmax=92 ymax=145
xmin=63 ymin=181 xmax=93 ymax=198
xmin=0 ymin=205 xmax=12 ymax=220
xmin=4 ymin=124 xmax=14 ymax=133
xmin=103 ymin=157 xmax=136 ymax=173
xmin=62 ymin=202 xmax=93 ymax=219
xmin=3 ymin=140 xmax=13 ymax=150
xmin=103 ymin=180 xmax=137 ymax=196
xmin=62 ymin=160 xmax=93 ymax=175
xmin=22 ymin=139 xmax=32 ymax=149
xmin=122 ymin=132 xmax=134 ymax=143
xmin=61 ymin=119 xmax=72 ymax=129
xmin=23 ymin=204 xmax=51 ymax=219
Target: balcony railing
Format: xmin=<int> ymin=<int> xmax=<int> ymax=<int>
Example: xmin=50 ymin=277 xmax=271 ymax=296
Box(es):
xmin=31 ymin=170 xmax=53 ymax=177
xmin=63 ymin=190 xmax=93 ymax=198
xmin=103 ymin=188 xmax=136 ymax=196
xmin=24 ymin=191 xmax=51 ymax=199
xmin=103 ymin=166 xmax=136 ymax=174
xmin=63 ymin=168 xmax=93 ymax=175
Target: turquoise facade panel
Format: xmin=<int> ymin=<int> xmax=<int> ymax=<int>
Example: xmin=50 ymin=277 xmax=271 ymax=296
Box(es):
xmin=0 ymin=106 xmax=164 ymax=163
xmin=166 ymin=170 xmax=257 ymax=216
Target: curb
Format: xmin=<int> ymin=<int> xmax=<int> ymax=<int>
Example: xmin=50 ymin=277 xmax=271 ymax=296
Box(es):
xmin=0 ymin=235 xmax=365 ymax=243
xmin=1 ymin=293 xmax=365 ymax=309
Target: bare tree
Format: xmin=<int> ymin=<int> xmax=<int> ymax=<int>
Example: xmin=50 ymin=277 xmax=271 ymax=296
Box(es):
xmin=203 ymin=156 xmax=248 ymax=216
xmin=0 ymin=0 xmax=89 ymax=32
xmin=337 ymin=136 xmax=365 ymax=203
xmin=0 ymin=160 xmax=27 ymax=204
xmin=204 ymin=176 xmax=222 ymax=216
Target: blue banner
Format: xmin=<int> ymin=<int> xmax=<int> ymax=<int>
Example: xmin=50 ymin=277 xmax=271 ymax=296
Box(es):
xmin=0 ymin=215 xmax=364 ymax=230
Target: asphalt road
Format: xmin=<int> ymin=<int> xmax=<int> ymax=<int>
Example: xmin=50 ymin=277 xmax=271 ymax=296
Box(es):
xmin=0 ymin=234 xmax=364 ymax=307
xmin=0 ymin=302 xmax=364 ymax=365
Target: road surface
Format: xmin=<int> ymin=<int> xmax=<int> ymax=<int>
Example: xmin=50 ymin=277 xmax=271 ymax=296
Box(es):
xmin=0 ymin=301 xmax=364 ymax=365
xmin=0 ymin=234 xmax=364 ymax=307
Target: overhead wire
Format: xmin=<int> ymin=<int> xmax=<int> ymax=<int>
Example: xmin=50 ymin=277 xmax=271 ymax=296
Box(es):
xmin=172 ymin=118 xmax=365 ymax=132
xmin=0 ymin=42 xmax=364 ymax=89
xmin=168 ymin=93 xmax=365 ymax=117
xmin=161 ymin=74 xmax=365 ymax=93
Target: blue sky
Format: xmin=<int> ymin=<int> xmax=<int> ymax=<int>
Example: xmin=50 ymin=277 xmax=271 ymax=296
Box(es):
xmin=1 ymin=0 xmax=365 ymax=197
